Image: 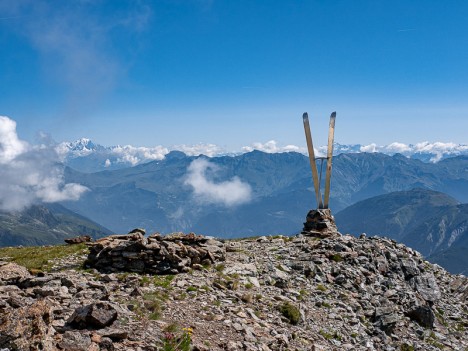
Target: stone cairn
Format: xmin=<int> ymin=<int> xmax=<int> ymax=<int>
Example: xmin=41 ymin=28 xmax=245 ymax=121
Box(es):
xmin=301 ymin=208 xmax=339 ymax=238
xmin=85 ymin=229 xmax=226 ymax=274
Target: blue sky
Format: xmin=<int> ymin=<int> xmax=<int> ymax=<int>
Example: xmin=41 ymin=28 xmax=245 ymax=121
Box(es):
xmin=1 ymin=0 xmax=467 ymax=149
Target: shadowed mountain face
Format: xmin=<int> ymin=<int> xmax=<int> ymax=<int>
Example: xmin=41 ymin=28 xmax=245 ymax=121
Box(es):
xmin=0 ymin=204 xmax=112 ymax=247
xmin=61 ymin=151 xmax=468 ymax=240
xmin=335 ymin=188 xmax=468 ymax=274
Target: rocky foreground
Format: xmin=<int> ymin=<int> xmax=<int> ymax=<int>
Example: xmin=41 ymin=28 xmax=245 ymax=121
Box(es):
xmin=0 ymin=230 xmax=467 ymax=351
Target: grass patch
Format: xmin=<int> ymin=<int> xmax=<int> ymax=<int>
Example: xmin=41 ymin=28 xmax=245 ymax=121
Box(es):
xmin=153 ymin=275 xmax=175 ymax=288
xmin=214 ymin=263 xmax=225 ymax=272
xmin=298 ymin=289 xmax=309 ymax=301
xmin=316 ymin=284 xmax=327 ymax=292
xmin=426 ymin=331 xmax=444 ymax=349
xmin=244 ymin=282 xmax=254 ymax=289
xmin=330 ymin=254 xmax=343 ymax=262
xmin=0 ymin=243 xmax=88 ymax=272
xmin=279 ymin=302 xmax=301 ymax=325
xmin=319 ymin=329 xmax=341 ymax=341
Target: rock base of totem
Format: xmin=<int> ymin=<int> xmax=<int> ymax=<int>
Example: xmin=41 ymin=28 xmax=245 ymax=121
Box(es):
xmin=301 ymin=208 xmax=340 ymax=238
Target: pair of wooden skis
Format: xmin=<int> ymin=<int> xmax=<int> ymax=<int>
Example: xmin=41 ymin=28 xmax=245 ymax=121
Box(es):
xmin=302 ymin=112 xmax=336 ymax=209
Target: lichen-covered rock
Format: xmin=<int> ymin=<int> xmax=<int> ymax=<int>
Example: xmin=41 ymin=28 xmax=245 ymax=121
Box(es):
xmin=0 ymin=261 xmax=31 ymax=280
xmin=0 ymin=299 xmax=55 ymax=350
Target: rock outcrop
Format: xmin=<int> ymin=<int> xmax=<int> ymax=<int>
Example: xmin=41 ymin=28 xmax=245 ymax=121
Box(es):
xmin=0 ymin=231 xmax=466 ymax=350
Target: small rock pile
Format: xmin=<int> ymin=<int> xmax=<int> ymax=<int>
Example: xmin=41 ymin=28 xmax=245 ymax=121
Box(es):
xmin=85 ymin=230 xmax=226 ymax=274
xmin=302 ymin=208 xmax=339 ymax=238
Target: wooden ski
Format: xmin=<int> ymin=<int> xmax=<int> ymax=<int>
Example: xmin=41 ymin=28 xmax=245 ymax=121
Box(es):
xmin=323 ymin=112 xmax=336 ymax=209
xmin=302 ymin=112 xmax=323 ymax=208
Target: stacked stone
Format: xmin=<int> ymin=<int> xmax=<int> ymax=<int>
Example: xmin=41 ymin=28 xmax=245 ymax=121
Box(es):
xmin=85 ymin=230 xmax=226 ymax=274
xmin=302 ymin=208 xmax=339 ymax=238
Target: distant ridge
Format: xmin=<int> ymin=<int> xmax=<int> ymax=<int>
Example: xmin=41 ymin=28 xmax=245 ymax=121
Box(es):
xmin=58 ymin=138 xmax=468 ymax=172
xmin=335 ymin=188 xmax=468 ymax=274
xmin=0 ymin=203 xmax=112 ymax=247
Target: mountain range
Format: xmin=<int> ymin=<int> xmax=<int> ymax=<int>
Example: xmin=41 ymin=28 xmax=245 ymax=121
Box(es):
xmin=1 ymin=147 xmax=466 ymax=273
xmin=60 ymin=151 xmax=468 ymax=237
xmin=59 ymin=138 xmax=468 ymax=172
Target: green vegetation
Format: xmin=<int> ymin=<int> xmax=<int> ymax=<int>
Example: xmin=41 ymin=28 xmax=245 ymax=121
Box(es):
xmin=400 ymin=344 xmax=415 ymax=351
xmin=214 ymin=263 xmax=225 ymax=272
xmin=316 ymin=284 xmax=327 ymax=292
xmin=0 ymin=243 xmax=88 ymax=272
xmin=131 ymin=290 xmax=169 ymax=321
xmin=319 ymin=329 xmax=342 ymax=341
xmin=330 ymin=254 xmax=343 ymax=262
xmin=153 ymin=275 xmax=175 ymax=288
xmin=140 ymin=276 xmax=151 ymax=286
xmin=241 ymin=293 xmax=253 ymax=303
xmin=161 ymin=324 xmax=192 ymax=351
xmin=214 ymin=272 xmax=240 ymax=291
xmin=426 ymin=331 xmax=444 ymax=349
xmin=434 ymin=309 xmax=448 ymax=327
xmin=279 ymin=302 xmax=301 ymax=325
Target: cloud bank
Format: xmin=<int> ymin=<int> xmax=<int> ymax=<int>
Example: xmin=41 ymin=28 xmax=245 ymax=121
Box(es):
xmin=242 ymin=140 xmax=306 ymax=154
xmin=60 ymin=137 xmax=468 ymax=169
xmin=185 ymin=159 xmax=252 ymax=207
xmin=359 ymin=141 xmax=468 ymax=162
xmin=172 ymin=143 xmax=224 ymax=157
xmin=111 ymin=145 xmax=169 ymax=166
xmin=0 ymin=116 xmax=88 ymax=212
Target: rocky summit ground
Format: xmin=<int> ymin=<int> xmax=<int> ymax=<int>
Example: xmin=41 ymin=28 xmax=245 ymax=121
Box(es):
xmin=0 ymin=232 xmax=467 ymax=351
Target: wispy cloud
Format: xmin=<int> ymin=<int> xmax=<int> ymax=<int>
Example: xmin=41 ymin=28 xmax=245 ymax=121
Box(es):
xmin=0 ymin=116 xmax=88 ymax=212
xmin=0 ymin=0 xmax=151 ymax=113
xmin=185 ymin=158 xmax=252 ymax=207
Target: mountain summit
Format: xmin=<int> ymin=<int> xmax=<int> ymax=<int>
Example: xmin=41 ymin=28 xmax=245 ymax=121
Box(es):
xmin=0 ymin=231 xmax=466 ymax=350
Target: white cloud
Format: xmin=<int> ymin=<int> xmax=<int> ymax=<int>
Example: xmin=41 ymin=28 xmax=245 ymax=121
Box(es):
xmin=111 ymin=145 xmax=169 ymax=166
xmin=386 ymin=142 xmax=411 ymax=153
xmin=358 ymin=141 xmax=468 ymax=162
xmin=360 ymin=143 xmax=378 ymax=153
xmin=185 ymin=158 xmax=252 ymax=207
xmin=0 ymin=116 xmax=88 ymax=212
xmin=104 ymin=159 xmax=112 ymax=168
xmin=172 ymin=143 xmax=224 ymax=157
xmin=0 ymin=116 xmax=28 ymax=162
xmin=242 ymin=140 xmax=306 ymax=154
